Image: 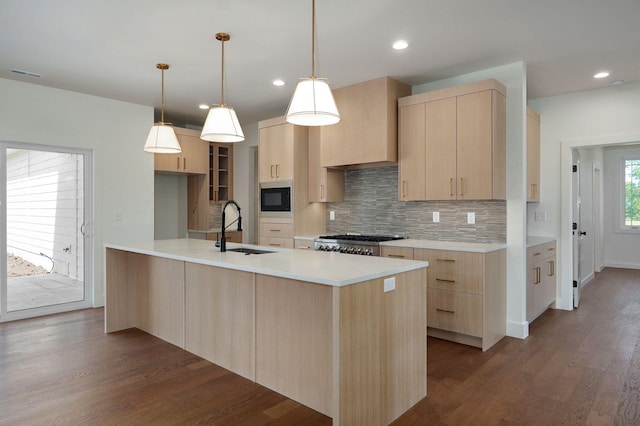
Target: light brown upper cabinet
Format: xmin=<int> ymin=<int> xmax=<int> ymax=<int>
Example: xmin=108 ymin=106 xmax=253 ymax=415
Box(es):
xmin=258 ymin=117 xmax=297 ymax=183
xmin=210 ymin=142 xmax=233 ymax=203
xmin=398 ymin=79 xmax=506 ymax=201
xmin=527 ymin=107 xmax=541 ymax=202
xmin=308 ymin=128 xmax=344 ymax=202
xmin=154 ymin=127 xmax=209 ymax=175
xmin=320 ymin=77 xmax=411 ymax=168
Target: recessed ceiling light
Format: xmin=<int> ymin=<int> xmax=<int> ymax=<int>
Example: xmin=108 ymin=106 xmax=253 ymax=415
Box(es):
xmin=594 ymin=71 xmax=610 ymax=79
xmin=392 ymin=40 xmax=408 ymax=50
xmin=198 ymin=104 xmax=209 ymax=110
xmin=272 ymin=79 xmax=285 ymax=86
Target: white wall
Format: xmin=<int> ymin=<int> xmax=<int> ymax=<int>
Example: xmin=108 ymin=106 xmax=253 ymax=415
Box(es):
xmin=603 ymin=145 xmax=640 ymax=269
xmin=0 ymin=77 xmax=154 ymax=307
xmin=528 ymin=81 xmax=640 ymax=309
xmin=154 ymin=174 xmax=187 ymax=239
xmin=413 ymin=61 xmax=529 ymax=338
xmin=231 ymin=122 xmax=259 ymax=244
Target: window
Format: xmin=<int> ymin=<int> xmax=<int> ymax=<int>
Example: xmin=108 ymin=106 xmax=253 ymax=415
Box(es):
xmin=623 ymin=157 xmax=640 ymax=229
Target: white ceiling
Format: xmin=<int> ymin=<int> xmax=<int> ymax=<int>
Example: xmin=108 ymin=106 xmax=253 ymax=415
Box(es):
xmin=1 ymin=0 xmax=639 ymax=127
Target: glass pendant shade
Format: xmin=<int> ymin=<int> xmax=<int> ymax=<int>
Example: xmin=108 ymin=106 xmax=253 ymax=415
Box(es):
xmin=144 ymin=123 xmax=181 ymax=153
xmin=200 ymin=105 xmax=245 ymax=142
xmin=286 ymin=77 xmax=340 ymax=126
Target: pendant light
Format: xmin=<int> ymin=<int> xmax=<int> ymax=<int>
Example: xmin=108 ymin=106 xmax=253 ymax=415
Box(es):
xmin=285 ymin=0 xmax=340 ymax=126
xmin=201 ymin=33 xmax=245 ymax=143
xmin=144 ymin=63 xmax=182 ymax=153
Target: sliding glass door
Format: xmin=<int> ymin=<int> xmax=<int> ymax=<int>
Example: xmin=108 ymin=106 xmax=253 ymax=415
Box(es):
xmin=1 ymin=143 xmax=93 ymax=322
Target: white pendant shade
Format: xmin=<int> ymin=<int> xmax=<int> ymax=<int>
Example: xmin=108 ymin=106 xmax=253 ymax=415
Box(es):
xmin=200 ymin=105 xmax=245 ymax=142
xmin=144 ymin=124 xmax=182 ymax=153
xmin=286 ymin=78 xmax=340 ymax=126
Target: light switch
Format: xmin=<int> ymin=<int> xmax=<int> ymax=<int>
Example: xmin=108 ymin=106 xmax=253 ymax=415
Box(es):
xmin=384 ymin=277 xmax=396 ymax=293
xmin=467 ymin=212 xmax=475 ymax=224
xmin=433 ymin=212 xmax=440 ymax=223
xmin=535 ymin=211 xmax=547 ymax=221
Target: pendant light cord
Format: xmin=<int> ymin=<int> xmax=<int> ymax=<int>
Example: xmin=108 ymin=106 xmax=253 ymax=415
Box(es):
xmin=221 ymin=37 xmax=226 ymax=106
xmin=160 ymin=67 xmax=166 ymax=123
xmin=311 ymin=0 xmax=315 ymax=79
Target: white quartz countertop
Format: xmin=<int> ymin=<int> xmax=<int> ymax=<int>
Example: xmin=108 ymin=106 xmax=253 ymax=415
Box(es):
xmin=380 ymin=239 xmax=507 ymax=253
xmin=105 ymin=239 xmax=428 ymax=287
xmin=527 ymin=236 xmax=557 ymax=247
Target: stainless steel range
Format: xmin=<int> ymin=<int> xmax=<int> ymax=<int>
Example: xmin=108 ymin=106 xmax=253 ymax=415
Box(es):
xmin=314 ymin=234 xmax=404 ymax=256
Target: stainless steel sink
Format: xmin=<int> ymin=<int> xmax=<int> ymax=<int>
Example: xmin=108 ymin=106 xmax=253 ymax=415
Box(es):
xmin=226 ymin=247 xmax=275 ymax=255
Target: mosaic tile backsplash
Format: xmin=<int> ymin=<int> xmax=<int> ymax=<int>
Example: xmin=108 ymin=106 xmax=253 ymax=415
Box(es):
xmin=326 ymin=166 xmax=506 ymax=243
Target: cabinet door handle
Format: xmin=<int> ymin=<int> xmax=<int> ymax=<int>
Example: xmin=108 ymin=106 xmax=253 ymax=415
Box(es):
xmin=460 ymin=177 xmax=464 ymax=197
xmin=270 ymin=165 xmax=274 ymax=178
xmin=276 ymin=164 xmax=280 ymax=178
xmin=436 ymin=258 xmax=455 ymax=262
xmin=436 ymin=278 xmax=456 ymax=283
xmin=269 ymin=229 xmax=281 ymax=232
xmin=532 ymin=252 xmax=541 ymax=256
xmin=269 ymin=243 xmax=281 ymax=247
xmin=532 ymin=183 xmax=538 ymax=199
xmin=320 ymin=184 xmax=324 ymax=199
xmin=450 ymin=178 xmax=454 ymax=197
xmin=386 ymin=254 xmax=405 ymax=258
xmin=298 ymin=246 xmax=311 ymax=249
xmin=534 ymin=266 xmax=541 ymax=284
xmin=436 ymin=308 xmax=455 ymax=314
xmin=183 ymin=158 xmax=186 ymax=170
xmin=548 ymin=260 xmax=555 ymax=277
xmin=176 ymin=157 xmax=180 ymax=170
xmin=402 ymin=180 xmax=407 ymax=198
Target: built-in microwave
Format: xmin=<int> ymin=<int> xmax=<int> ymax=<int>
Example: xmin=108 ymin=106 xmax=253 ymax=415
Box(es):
xmin=260 ymin=181 xmax=293 ymax=217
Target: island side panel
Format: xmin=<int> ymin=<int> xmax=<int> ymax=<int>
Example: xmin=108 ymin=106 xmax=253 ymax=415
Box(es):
xmin=336 ymin=278 xmax=386 ymax=426
xmin=136 ymin=255 xmax=185 ymax=349
xmin=482 ymin=248 xmax=506 ymax=351
xmin=255 ymin=275 xmax=334 ymax=418
xmin=385 ymin=268 xmax=427 ymax=423
xmin=185 ymin=263 xmax=255 ymax=380
xmin=105 ymin=248 xmax=139 ymax=332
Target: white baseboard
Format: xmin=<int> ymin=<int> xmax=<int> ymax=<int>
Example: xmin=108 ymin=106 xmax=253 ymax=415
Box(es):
xmin=507 ymin=320 xmax=529 ymax=339
xmin=580 ymin=272 xmax=595 ymax=288
xmin=603 ymin=262 xmax=640 ymax=270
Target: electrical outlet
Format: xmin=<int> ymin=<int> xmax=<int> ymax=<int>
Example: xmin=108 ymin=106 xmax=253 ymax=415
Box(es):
xmin=384 ymin=277 xmax=396 ymax=292
xmin=433 ymin=212 xmax=440 ymax=223
xmin=467 ymin=212 xmax=475 ymax=224
xmin=329 ymin=211 xmax=335 ymax=221
xmin=535 ymin=211 xmax=547 ymax=221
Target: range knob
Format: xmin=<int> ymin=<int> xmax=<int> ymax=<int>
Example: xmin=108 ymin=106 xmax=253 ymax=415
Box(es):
xmin=339 ymin=246 xmax=348 ymax=253
xmin=332 ymin=246 xmax=340 ymax=252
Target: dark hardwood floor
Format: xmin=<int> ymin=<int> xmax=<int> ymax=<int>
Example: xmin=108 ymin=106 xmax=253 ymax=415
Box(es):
xmin=1 ymin=267 xmax=639 ymax=425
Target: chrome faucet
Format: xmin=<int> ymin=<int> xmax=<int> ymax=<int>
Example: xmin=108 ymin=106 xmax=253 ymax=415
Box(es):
xmin=220 ymin=200 xmax=242 ymax=252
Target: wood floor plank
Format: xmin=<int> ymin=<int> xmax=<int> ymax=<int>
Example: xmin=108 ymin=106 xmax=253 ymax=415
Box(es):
xmin=1 ymin=267 xmax=639 ymax=425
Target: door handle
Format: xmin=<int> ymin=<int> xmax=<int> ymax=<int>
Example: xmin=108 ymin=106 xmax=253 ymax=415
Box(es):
xmin=580 ymin=231 xmax=587 ymax=236
xmin=80 ymin=223 xmax=86 ymax=236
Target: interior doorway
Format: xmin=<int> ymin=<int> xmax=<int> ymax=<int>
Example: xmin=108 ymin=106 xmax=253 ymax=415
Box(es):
xmin=1 ymin=143 xmax=93 ymax=322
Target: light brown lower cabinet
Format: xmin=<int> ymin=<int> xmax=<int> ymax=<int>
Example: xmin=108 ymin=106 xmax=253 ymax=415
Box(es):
xmin=381 ymin=246 xmax=506 ymax=351
xmin=526 ymin=241 xmax=556 ymax=322
xmin=106 ymin=248 xmax=427 ymax=425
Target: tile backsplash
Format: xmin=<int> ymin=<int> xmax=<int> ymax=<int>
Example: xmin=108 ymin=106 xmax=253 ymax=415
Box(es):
xmin=326 ymin=166 xmax=506 ymax=243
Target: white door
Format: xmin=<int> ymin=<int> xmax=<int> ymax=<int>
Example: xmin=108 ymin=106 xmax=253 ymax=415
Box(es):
xmin=572 ymin=150 xmax=583 ymax=307
xmin=1 ymin=143 xmax=93 ymax=322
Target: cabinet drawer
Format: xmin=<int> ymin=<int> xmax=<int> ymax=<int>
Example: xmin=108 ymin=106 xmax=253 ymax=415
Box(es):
xmin=427 ymin=288 xmax=482 ymax=337
xmin=380 ymin=246 xmax=414 ymax=260
xmin=260 ymin=236 xmax=294 ymax=249
xmin=527 ymin=241 xmax=556 ymax=262
xmin=415 ymin=249 xmax=483 ymax=294
xmin=259 ymin=222 xmax=294 ymax=238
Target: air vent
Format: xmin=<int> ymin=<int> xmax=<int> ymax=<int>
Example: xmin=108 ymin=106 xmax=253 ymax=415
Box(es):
xmin=10 ymin=69 xmax=42 ymax=78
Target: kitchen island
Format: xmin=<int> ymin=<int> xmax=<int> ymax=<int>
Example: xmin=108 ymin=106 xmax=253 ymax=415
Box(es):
xmin=105 ymin=239 xmax=428 ymax=426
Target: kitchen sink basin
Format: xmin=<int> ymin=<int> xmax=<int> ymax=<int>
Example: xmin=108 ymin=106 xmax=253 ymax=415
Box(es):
xmin=226 ymin=247 xmax=275 ymax=255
